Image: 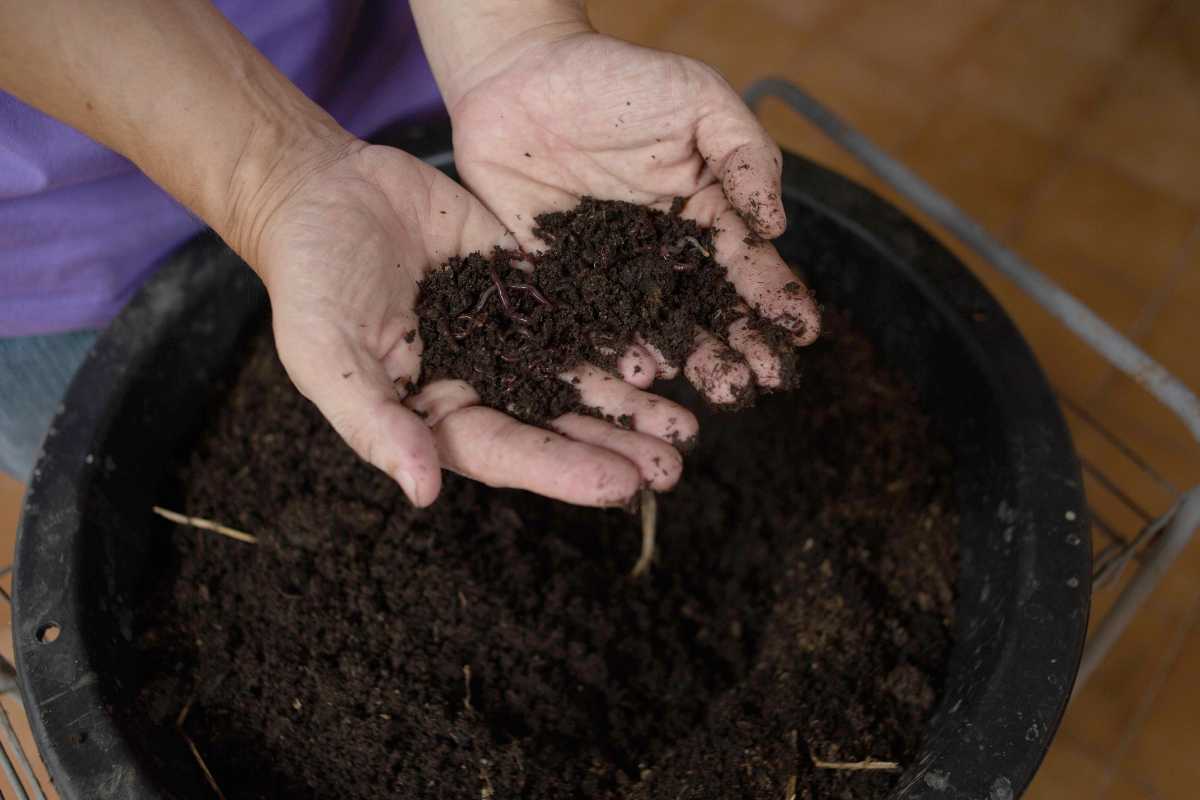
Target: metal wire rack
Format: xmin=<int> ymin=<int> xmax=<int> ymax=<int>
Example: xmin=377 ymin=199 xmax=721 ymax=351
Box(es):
xmin=1 ymin=78 xmax=1198 ymax=799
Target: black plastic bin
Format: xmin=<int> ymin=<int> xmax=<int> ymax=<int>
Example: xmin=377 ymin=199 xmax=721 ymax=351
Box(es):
xmin=14 ymin=122 xmax=1090 ymax=799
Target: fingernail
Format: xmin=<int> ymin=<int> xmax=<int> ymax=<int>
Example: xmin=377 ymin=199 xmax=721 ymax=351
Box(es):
xmin=396 ymin=469 xmax=420 ymax=504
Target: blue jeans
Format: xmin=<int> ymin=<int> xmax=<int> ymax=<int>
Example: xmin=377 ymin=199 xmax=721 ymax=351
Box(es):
xmin=0 ymin=330 xmax=98 ymax=481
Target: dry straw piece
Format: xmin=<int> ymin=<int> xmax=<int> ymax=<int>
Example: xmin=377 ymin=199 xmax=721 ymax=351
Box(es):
xmin=177 ymin=700 xmax=227 ymax=800
xmin=152 ymin=506 xmax=258 ymax=545
xmin=630 ymin=488 xmax=657 ymax=578
xmin=812 ymin=757 xmax=900 ymax=772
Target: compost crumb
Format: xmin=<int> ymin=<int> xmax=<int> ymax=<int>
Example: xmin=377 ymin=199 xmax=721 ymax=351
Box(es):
xmin=415 ymin=197 xmax=802 ymax=423
xmin=119 ymin=307 xmax=957 ymax=800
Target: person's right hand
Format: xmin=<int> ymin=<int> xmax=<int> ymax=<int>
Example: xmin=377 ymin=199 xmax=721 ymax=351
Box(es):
xmin=245 ymin=140 xmax=698 ymax=508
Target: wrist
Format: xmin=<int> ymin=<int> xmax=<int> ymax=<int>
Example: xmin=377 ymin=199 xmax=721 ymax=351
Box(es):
xmin=213 ymin=102 xmax=360 ymax=271
xmin=413 ymin=0 xmax=592 ymax=110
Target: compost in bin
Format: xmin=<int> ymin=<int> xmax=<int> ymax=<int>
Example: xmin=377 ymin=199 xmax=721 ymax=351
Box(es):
xmin=119 ymin=198 xmax=959 ymax=799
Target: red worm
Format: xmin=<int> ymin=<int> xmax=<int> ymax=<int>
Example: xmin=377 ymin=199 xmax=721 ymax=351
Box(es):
xmin=509 ymin=284 xmax=554 ymax=307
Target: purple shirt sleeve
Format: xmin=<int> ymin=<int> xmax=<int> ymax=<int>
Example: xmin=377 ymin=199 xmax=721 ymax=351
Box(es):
xmin=0 ymin=0 xmax=442 ymax=337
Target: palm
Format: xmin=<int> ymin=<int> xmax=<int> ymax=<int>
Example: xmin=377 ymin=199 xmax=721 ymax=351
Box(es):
xmin=261 ymin=145 xmax=501 ymax=393
xmin=452 ymin=34 xmax=819 ymax=396
xmin=254 ymin=144 xmax=697 ymax=508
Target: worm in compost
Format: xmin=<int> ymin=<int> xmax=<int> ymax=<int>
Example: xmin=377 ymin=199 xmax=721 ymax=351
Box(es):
xmin=683 ymin=235 xmax=710 ymax=257
xmin=451 ymin=315 xmax=478 ymax=340
xmin=487 ymin=261 xmax=535 ymax=325
xmin=662 ymin=235 xmax=711 ymax=259
xmin=508 ymin=283 xmax=554 ymax=308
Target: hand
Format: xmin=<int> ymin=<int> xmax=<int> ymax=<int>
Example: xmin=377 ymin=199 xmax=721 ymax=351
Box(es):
xmin=250 ymin=142 xmax=696 ymax=508
xmin=0 ymin=0 xmax=691 ymax=509
xmin=445 ymin=30 xmax=822 ymax=403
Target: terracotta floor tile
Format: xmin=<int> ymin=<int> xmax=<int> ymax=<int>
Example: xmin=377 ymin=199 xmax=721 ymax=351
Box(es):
xmin=1087 ymin=257 xmax=1200 ymax=582
xmin=651 ymin=0 xmax=815 ymax=91
xmin=749 ymin=37 xmax=940 ymax=196
xmin=764 ymin=37 xmax=943 ymax=157
xmin=1078 ymin=7 xmax=1200 ymax=208
xmin=901 ymin=98 xmax=1059 ymax=232
xmin=963 ymin=240 xmax=1145 ymax=401
xmin=1023 ymin=731 xmax=1110 ymax=800
xmin=1015 ymin=154 xmax=1197 ymax=292
xmin=743 ymin=0 xmax=858 ymax=32
xmin=951 ymin=24 xmax=1118 ymax=139
xmin=1055 ymin=243 xmax=1200 ymax=578
xmin=1058 ymin=560 xmax=1200 ymax=759
xmin=1134 ymin=256 xmax=1200 ymax=398
xmin=996 ymin=0 xmax=1164 ymax=61
xmin=822 ymin=0 xmax=1004 ymax=79
xmin=0 ymin=476 xmax=47 ymax=798
xmin=1087 ymin=372 xmax=1200 ymax=493
xmin=1 ymin=693 xmax=57 ymax=799
xmin=1105 ymin=772 xmax=1162 ymax=800
xmin=1066 ymin=417 xmax=1184 ymax=567
xmin=586 ymin=0 xmax=685 ymax=46
xmin=1 ymin=474 xmax=22 ymax=684
xmin=0 ymin=472 xmax=19 ymax=527
xmin=1085 ymin=560 xmax=1138 ymax=642
xmin=1118 ymin=611 xmax=1200 ymax=798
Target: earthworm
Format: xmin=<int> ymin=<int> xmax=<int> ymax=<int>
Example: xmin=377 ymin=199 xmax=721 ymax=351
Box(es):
xmin=470 ymin=285 xmax=498 ymax=315
xmin=488 ymin=262 xmax=515 ymax=319
xmin=451 ymin=314 xmax=478 ymax=340
xmin=682 ymin=236 xmax=710 ymax=258
xmin=508 ymin=283 xmax=554 ymax=307
xmin=663 ymin=235 xmax=711 ymax=259
xmin=446 ymin=261 xmax=551 ymax=349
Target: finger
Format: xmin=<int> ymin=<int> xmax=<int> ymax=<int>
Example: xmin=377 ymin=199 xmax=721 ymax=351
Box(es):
xmin=551 ymin=413 xmax=684 ymax=492
xmin=680 ymin=185 xmax=820 ymax=345
xmin=635 ymin=335 xmax=680 ymax=379
xmin=616 ymin=344 xmax=657 ymax=389
xmin=684 ymin=328 xmax=754 ymax=407
xmin=276 ymin=327 xmax=441 ymax=507
xmin=727 ymin=316 xmax=784 ymax=389
xmin=563 ymin=363 xmax=699 ymax=446
xmin=695 ymin=84 xmax=786 ymax=238
xmin=432 ymin=405 xmax=641 ymax=507
xmin=403 ymin=379 xmax=480 ymax=428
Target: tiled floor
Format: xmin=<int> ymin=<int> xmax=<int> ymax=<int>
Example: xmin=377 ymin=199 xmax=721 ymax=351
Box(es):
xmin=2 ymin=0 xmax=1199 ymax=797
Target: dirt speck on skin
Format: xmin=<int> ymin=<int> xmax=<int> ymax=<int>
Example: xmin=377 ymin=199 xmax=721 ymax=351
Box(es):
xmin=118 ymin=299 xmax=958 ymax=799
xmin=416 ymin=197 xmax=803 ymax=425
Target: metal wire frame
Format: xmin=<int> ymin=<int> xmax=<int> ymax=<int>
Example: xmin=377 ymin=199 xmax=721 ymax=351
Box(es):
xmin=743 ymin=77 xmax=1200 ymax=693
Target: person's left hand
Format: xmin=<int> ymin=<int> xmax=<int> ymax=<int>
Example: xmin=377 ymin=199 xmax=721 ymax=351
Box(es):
xmin=445 ymin=31 xmax=821 ymax=404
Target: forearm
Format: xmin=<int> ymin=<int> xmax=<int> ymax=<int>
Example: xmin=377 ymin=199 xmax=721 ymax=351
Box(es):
xmin=0 ymin=0 xmax=354 ymax=265
xmin=411 ymin=0 xmax=591 ymax=110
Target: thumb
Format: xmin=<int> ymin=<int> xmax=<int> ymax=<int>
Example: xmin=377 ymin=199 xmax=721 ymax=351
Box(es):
xmin=696 ymin=84 xmax=786 ymax=239
xmin=276 ymin=327 xmax=442 ymax=507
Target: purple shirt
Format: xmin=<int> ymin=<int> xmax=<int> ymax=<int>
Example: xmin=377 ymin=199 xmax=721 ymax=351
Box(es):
xmin=0 ymin=1 xmax=441 ymax=337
